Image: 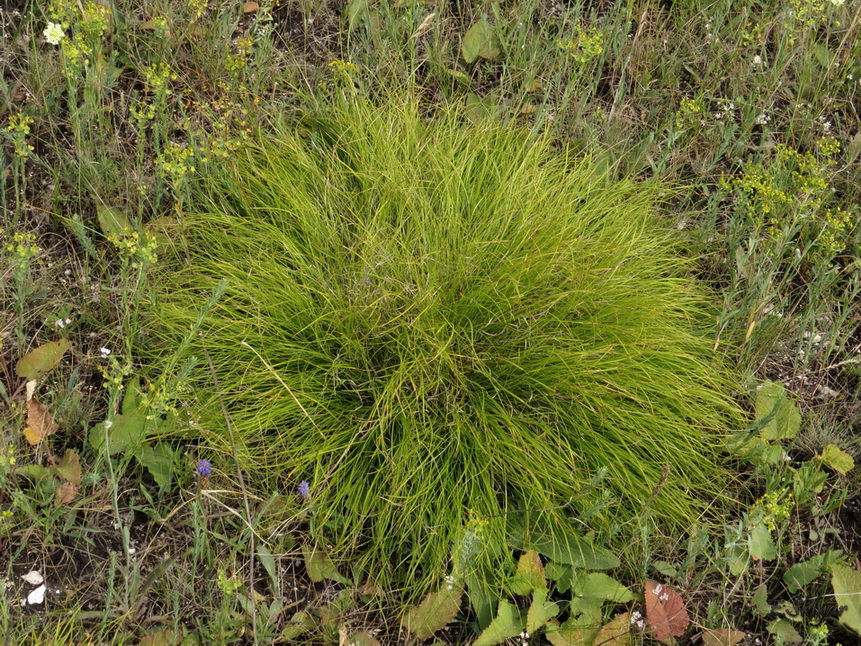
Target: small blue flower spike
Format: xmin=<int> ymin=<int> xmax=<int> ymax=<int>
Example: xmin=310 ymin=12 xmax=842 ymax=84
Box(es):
xmin=196 ymin=459 xmax=212 ymax=477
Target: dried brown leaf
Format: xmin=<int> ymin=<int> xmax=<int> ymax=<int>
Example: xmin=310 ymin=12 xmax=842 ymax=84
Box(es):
xmin=701 ymin=628 xmax=746 ymax=646
xmin=24 ymin=398 xmax=58 ymax=445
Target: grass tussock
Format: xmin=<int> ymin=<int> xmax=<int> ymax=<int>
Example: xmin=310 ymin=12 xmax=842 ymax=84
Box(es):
xmin=151 ymin=94 xmax=742 ymax=596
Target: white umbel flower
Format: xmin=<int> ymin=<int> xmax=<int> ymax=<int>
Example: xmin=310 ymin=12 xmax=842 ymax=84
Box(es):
xmin=43 ymin=22 xmax=65 ymax=45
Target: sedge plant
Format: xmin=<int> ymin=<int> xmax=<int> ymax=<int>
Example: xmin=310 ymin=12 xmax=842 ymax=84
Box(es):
xmin=148 ymin=92 xmax=742 ymax=601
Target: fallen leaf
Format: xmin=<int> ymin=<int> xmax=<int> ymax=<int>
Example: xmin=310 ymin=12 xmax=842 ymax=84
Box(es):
xmin=55 ymin=481 xmax=78 ymax=505
xmin=26 ymin=584 xmax=46 ymax=605
xmin=701 ymin=627 xmax=746 ymax=646
xmin=243 ymin=1 xmax=259 ymax=12
xmin=594 ymin=612 xmax=632 ymax=645
xmin=21 ymin=570 xmax=43 ymax=585
xmin=16 ymin=339 xmax=71 ymax=380
xmin=56 ymin=448 xmax=82 ymax=485
xmin=24 ymin=398 xmax=58 ymax=445
xmin=644 ymin=580 xmax=689 ymax=644
xmin=403 ymin=585 xmax=462 ymax=639
xmin=25 ymin=379 xmax=36 ymax=401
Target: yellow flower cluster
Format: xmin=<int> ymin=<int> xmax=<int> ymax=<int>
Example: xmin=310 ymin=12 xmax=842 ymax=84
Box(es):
xmin=3 ymin=113 xmax=35 ymax=158
xmin=558 ymin=24 xmax=604 ymax=65
xmin=752 ymin=488 xmax=794 ymax=531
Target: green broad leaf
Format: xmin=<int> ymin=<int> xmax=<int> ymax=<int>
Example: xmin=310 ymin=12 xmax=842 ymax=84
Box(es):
xmin=754 ymin=381 xmax=800 ymax=441
xmin=402 ymin=585 xmax=462 ymax=640
xmin=766 ymin=619 xmax=802 ymax=643
xmin=545 ymin=562 xmax=574 ymax=593
xmin=748 ymin=523 xmax=777 ymax=562
xmin=831 ymin=564 xmax=861 ymax=635
xmin=526 ymin=586 xmax=559 ymax=634
xmin=816 ymin=444 xmax=854 ymax=475
xmin=508 ymin=550 xmax=546 ymax=596
xmin=545 ymin=618 xmax=586 ymax=646
xmin=123 ymin=376 xmax=144 ymax=414
xmin=97 ymin=204 xmax=133 ymax=238
xmin=277 ymin=611 xmax=315 ymax=641
xmin=14 ymin=464 xmax=54 ymax=482
xmin=462 ymin=17 xmax=500 ymax=64
xmin=16 ymin=339 xmax=71 ymax=380
xmin=751 ymin=584 xmax=770 ymax=617
xmin=727 ymin=433 xmax=783 ymax=466
xmin=652 ymin=561 xmax=678 ymax=578
xmin=89 ymin=410 xmax=147 ymax=456
xmin=573 ymin=572 xmax=635 ymax=604
xmin=474 ymin=600 xmax=523 ymax=646
xmin=510 ymin=517 xmax=619 ymax=571
xmin=137 ymin=443 xmax=174 ymax=489
xmin=301 ymin=544 xmax=349 ymax=585
xmin=465 ymin=571 xmax=497 ymax=630
xmin=345 ymin=0 xmax=369 ymax=33
xmin=256 ymin=545 xmax=279 ymax=592
xmin=783 ymin=551 xmax=843 ymax=594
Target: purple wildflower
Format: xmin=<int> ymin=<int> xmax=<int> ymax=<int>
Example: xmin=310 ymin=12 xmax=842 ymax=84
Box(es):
xmin=298 ymin=480 xmax=310 ymax=499
xmin=196 ymin=459 xmax=212 ymax=477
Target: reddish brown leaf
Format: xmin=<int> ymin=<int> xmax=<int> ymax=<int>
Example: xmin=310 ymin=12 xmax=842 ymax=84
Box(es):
xmin=24 ymin=398 xmax=58 ymax=445
xmin=644 ymin=580 xmax=689 ymax=643
xmin=701 ymin=628 xmax=746 ymax=646
xmin=55 ymin=481 xmax=78 ymax=505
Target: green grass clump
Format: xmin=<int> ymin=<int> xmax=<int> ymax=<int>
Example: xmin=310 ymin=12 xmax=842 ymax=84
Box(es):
xmin=151 ymin=94 xmax=741 ymax=598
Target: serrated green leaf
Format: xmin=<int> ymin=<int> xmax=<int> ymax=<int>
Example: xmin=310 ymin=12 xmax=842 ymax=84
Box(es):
xmin=783 ymin=551 xmax=843 ymax=594
xmin=816 ymin=444 xmax=854 ymax=475
xmin=755 ymin=381 xmax=800 ymax=441
xmin=137 ymin=443 xmax=174 ymax=488
xmin=831 ymin=564 xmax=861 ymax=635
xmin=474 ymin=600 xmax=523 ymax=646
xmin=462 ymin=17 xmax=500 ymax=64
xmin=751 ymin=584 xmax=770 ymax=617
xmin=749 ymin=524 xmax=777 ymax=561
xmin=545 ymin=562 xmax=575 ymax=593
xmin=526 ymin=586 xmax=559 ymax=634
xmin=403 ymin=585 xmax=462 ymax=640
xmin=16 ymin=339 xmax=71 ymax=380
xmin=509 ymin=550 xmax=546 ymax=595
xmin=97 ymin=204 xmax=133 ymax=238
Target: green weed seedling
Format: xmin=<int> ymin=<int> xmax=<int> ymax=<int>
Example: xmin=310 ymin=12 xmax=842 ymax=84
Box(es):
xmin=401 ymin=525 xmax=633 ymax=646
xmin=723 ymin=380 xmax=858 ymax=644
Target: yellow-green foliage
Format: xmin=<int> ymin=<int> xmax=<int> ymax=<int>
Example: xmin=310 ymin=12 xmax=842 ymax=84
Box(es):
xmin=150 ymin=95 xmax=742 ymax=599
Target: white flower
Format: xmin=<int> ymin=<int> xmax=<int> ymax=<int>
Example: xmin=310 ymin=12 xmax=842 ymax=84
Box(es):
xmin=755 ymin=113 xmax=769 ymax=126
xmin=43 ymin=22 xmax=65 ymax=46
xmin=830 ymin=0 xmax=844 ymax=6
xmin=752 ymin=54 xmax=763 ymax=67
xmin=99 ymin=347 xmax=111 ymax=358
